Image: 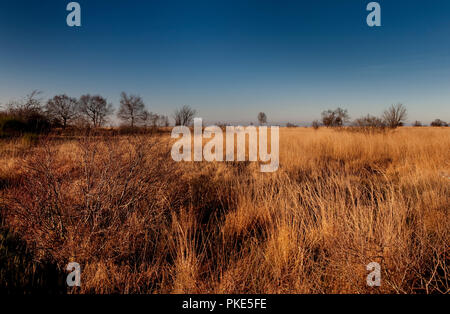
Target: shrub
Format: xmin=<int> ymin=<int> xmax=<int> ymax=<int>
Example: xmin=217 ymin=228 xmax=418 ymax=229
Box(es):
xmin=312 ymin=120 xmax=320 ymax=130
xmin=0 ymin=116 xmax=27 ymax=136
xmin=321 ymin=108 xmax=350 ymax=127
xmin=351 ymin=115 xmax=387 ymax=133
xmin=24 ymin=112 xmax=51 ymax=134
xmin=4 ymin=137 xmax=181 ymax=292
xmin=0 ymin=111 xmax=51 ymax=136
xmin=430 ymin=119 xmax=448 ymax=127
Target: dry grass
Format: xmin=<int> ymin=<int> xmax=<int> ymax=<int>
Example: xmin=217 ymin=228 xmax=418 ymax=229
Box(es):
xmin=0 ymin=127 xmax=448 ymax=294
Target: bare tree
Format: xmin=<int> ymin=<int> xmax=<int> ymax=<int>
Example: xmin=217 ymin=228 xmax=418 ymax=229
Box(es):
xmin=140 ymin=110 xmax=151 ymax=127
xmin=321 ymin=107 xmax=350 ymax=127
xmin=413 ymin=121 xmax=423 ymax=127
xmin=159 ymin=115 xmax=170 ymax=127
xmin=257 ymin=112 xmax=267 ymax=125
xmin=45 ymin=94 xmax=79 ymax=129
xmin=382 ymin=104 xmax=407 ymax=128
xmin=141 ymin=110 xmax=160 ymax=128
xmin=117 ymin=92 xmax=146 ymax=127
xmin=79 ymin=94 xmax=114 ymax=128
xmin=173 ymin=105 xmax=196 ymax=126
xmin=150 ymin=113 xmax=160 ymax=127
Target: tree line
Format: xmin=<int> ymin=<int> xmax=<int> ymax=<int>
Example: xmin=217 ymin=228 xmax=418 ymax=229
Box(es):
xmin=0 ymin=91 xmax=199 ymax=136
xmin=1 ymin=92 xmax=447 ymax=137
xmin=261 ymin=104 xmax=447 ymax=129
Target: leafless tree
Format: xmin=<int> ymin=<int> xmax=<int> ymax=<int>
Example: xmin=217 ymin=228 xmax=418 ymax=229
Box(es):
xmin=257 ymin=112 xmax=267 ymax=125
xmin=141 ymin=110 xmax=160 ymax=128
xmin=117 ymin=92 xmax=146 ymax=127
xmin=79 ymin=94 xmax=114 ymax=128
xmin=45 ymin=94 xmax=79 ymax=129
xmin=150 ymin=113 xmax=160 ymax=127
xmin=159 ymin=115 xmax=170 ymax=127
xmin=173 ymin=105 xmax=196 ymax=126
xmin=140 ymin=110 xmax=151 ymax=127
xmin=413 ymin=121 xmax=423 ymax=127
xmin=140 ymin=111 xmax=170 ymax=128
xmin=321 ymin=107 xmax=350 ymax=127
xmin=382 ymin=104 xmax=407 ymax=128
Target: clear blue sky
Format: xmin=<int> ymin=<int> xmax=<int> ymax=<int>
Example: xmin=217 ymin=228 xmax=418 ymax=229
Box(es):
xmin=0 ymin=0 xmax=449 ymax=124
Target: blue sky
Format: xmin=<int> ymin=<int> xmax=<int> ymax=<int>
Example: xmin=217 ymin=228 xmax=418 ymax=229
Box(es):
xmin=0 ymin=0 xmax=449 ymax=124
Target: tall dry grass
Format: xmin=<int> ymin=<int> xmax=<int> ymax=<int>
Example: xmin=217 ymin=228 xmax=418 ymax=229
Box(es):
xmin=0 ymin=127 xmax=448 ymax=293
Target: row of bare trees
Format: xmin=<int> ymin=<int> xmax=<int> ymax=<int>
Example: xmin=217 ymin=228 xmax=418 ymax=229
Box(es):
xmin=45 ymin=94 xmax=115 ymax=129
xmin=2 ymin=92 xmax=446 ymax=132
xmin=116 ymin=92 xmax=172 ymax=128
xmin=1 ymin=91 xmax=200 ymax=132
xmin=47 ymin=92 xmax=171 ymax=129
xmin=244 ymin=104 xmax=444 ymax=129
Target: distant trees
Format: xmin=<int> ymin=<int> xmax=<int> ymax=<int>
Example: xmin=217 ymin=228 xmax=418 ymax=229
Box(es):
xmin=313 ymin=104 xmax=410 ymax=132
xmin=46 ymin=94 xmax=79 ymax=129
xmin=353 ymin=114 xmax=386 ymax=128
xmin=117 ymin=92 xmax=146 ymax=127
xmin=173 ymin=105 xmax=196 ymax=126
xmin=79 ymin=94 xmax=113 ymax=128
xmin=257 ymin=112 xmax=267 ymax=125
xmin=159 ymin=115 xmax=170 ymax=127
xmin=321 ymin=107 xmax=350 ymax=127
xmin=140 ymin=110 xmax=154 ymax=127
xmin=1 ymin=91 xmax=178 ymax=134
xmin=351 ymin=114 xmax=386 ymax=133
xmin=140 ymin=111 xmax=169 ymax=127
xmin=382 ymin=104 xmax=407 ymax=128
xmin=6 ymin=91 xmax=445 ymax=135
xmin=430 ymin=119 xmax=448 ymax=127
xmin=312 ymin=120 xmax=320 ymax=130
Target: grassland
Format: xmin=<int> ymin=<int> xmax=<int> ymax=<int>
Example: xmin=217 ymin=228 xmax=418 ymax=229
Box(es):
xmin=0 ymin=127 xmax=448 ymax=293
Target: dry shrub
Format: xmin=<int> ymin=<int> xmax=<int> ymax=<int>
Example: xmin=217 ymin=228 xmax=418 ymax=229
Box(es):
xmin=4 ymin=136 xmax=182 ymax=292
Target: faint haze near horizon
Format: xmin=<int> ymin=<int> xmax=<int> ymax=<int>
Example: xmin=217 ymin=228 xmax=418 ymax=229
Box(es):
xmin=0 ymin=0 xmax=449 ymax=125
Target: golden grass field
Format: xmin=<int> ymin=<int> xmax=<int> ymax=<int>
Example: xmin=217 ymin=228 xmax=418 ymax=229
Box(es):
xmin=0 ymin=127 xmax=449 ymax=293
